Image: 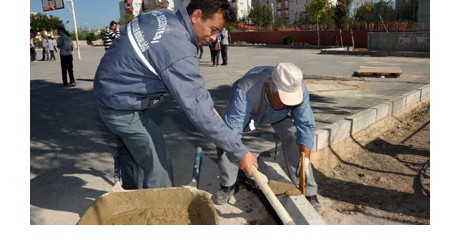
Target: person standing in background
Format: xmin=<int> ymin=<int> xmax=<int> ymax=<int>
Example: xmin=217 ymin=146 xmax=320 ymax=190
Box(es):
xmin=30 ymin=30 xmax=36 ymax=62
xmin=103 ymin=20 xmax=121 ymax=51
xmin=48 ymin=36 xmax=57 ymax=61
xmin=57 ymin=27 xmax=76 ymax=87
xmin=219 ymin=27 xmax=230 ymax=65
xmin=41 ymin=33 xmax=49 ymax=61
xmin=198 ymin=45 xmax=204 ymax=62
xmin=210 ymin=32 xmax=221 ymax=67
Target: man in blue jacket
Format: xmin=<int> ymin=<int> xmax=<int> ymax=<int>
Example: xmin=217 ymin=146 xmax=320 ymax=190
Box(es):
xmin=216 ymin=62 xmax=321 ymax=211
xmin=94 ymin=0 xmax=258 ymax=190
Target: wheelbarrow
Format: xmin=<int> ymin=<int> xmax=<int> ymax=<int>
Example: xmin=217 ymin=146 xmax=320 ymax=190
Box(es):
xmin=78 ymin=147 xmax=219 ymax=225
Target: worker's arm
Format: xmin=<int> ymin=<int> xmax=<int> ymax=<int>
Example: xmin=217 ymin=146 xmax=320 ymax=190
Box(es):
xmin=159 ymin=56 xmax=253 ymax=165
xmin=222 ymin=87 xmax=253 ymax=136
xmin=292 ymin=84 xmax=316 ymax=150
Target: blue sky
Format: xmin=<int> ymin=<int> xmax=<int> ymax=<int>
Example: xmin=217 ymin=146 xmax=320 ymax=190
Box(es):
xmin=30 ymin=0 xmax=122 ymax=31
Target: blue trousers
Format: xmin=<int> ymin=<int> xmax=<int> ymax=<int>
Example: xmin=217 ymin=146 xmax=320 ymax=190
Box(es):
xmin=97 ymin=106 xmax=173 ymax=189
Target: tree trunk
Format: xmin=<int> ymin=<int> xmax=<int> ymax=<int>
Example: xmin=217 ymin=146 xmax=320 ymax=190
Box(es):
xmin=350 ymin=21 xmax=355 ymax=49
xmin=316 ymin=20 xmax=320 ymax=46
xmin=339 ymin=29 xmax=343 ymax=47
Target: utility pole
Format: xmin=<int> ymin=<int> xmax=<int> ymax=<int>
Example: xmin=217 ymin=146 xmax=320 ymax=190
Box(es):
xmin=64 ymin=0 xmax=81 ymax=60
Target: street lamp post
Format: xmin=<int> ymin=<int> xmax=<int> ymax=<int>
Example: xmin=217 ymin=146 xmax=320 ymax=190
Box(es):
xmin=64 ymin=0 xmax=81 ymax=60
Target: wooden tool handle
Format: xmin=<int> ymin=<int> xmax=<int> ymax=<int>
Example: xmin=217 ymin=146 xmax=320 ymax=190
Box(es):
xmin=300 ymin=152 xmax=306 ymax=196
xmin=251 ymin=166 xmax=295 ymax=225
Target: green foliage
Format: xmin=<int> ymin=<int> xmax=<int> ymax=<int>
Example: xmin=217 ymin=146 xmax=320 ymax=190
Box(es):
xmin=395 ymin=0 xmax=418 ymax=21
xmin=30 ymin=13 xmax=64 ymax=34
xmin=248 ymin=4 xmax=273 ymax=30
xmin=282 ymin=35 xmax=294 ymax=45
xmin=354 ymin=0 xmax=396 ymax=23
xmin=120 ymin=13 xmax=136 ymax=25
xmin=225 ymin=25 xmax=234 ymax=33
xmin=274 ymin=13 xmax=288 ymax=27
xmin=299 ymin=0 xmax=334 ymax=27
xmin=334 ymin=0 xmax=351 ymax=30
xmin=68 ymin=28 xmax=101 ymax=41
xmin=143 ymin=2 xmax=169 ymax=12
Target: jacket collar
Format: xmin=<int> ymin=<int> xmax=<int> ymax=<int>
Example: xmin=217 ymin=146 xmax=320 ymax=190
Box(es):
xmin=176 ymin=7 xmax=198 ymax=47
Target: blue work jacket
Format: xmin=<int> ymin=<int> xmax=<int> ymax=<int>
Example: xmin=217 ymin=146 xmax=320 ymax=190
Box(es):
xmin=93 ymin=7 xmax=248 ymax=161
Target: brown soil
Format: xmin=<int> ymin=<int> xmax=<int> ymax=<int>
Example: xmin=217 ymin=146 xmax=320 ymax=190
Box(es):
xmin=311 ymin=101 xmax=430 ymax=224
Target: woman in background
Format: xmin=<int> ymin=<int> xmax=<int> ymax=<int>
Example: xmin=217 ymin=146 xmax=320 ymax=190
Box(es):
xmin=57 ymin=27 xmax=76 ymax=87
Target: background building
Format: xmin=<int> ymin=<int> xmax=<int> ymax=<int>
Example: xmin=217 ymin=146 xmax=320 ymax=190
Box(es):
xmin=119 ymin=0 xmax=180 ymax=18
xmin=230 ymin=0 xmax=252 ymax=21
xmin=252 ymin=0 xmax=336 ymax=24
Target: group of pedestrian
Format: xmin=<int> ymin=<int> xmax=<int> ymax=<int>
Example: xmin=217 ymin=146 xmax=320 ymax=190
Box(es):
xmin=35 ymin=33 xmax=58 ymax=62
xmin=30 ymin=28 xmax=76 ymax=87
xmin=30 ymin=19 xmax=121 ymax=89
xmin=206 ymin=26 xmax=230 ymax=66
xmin=93 ymin=0 xmax=322 ymax=212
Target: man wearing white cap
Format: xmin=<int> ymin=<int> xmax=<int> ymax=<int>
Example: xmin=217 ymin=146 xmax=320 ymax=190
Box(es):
xmin=216 ymin=62 xmax=320 ymax=211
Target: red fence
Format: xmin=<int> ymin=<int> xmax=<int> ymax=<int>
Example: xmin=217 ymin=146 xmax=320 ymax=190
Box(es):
xmin=230 ymin=30 xmax=370 ymax=48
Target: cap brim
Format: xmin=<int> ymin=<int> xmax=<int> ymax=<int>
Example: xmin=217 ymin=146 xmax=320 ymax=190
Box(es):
xmin=278 ymin=89 xmax=303 ymax=106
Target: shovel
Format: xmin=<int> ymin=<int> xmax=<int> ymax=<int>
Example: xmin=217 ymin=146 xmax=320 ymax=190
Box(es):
xmin=251 ymin=166 xmax=295 ymax=225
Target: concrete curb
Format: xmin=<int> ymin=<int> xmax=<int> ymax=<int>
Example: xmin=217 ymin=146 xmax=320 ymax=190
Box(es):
xmin=258 ymin=158 xmax=326 ymax=225
xmin=313 ymin=84 xmax=430 ymax=151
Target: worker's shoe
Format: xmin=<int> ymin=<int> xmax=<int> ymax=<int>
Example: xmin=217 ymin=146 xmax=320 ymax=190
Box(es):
xmin=214 ymin=183 xmax=239 ymax=205
xmin=306 ymin=195 xmax=323 ymax=213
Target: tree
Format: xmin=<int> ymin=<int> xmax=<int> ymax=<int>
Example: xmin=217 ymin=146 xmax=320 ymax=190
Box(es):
xmin=301 ymin=0 xmax=333 ymax=45
xmin=348 ymin=0 xmax=371 ymax=48
xmin=354 ymin=0 xmax=395 ymax=31
xmin=30 ymin=13 xmax=64 ymax=34
xmin=143 ymin=2 xmax=169 ymax=12
xmin=334 ymin=0 xmax=351 ymax=47
xmin=119 ymin=13 xmax=136 ymax=25
xmin=373 ymin=1 xmax=396 ymax=31
xmin=248 ymin=4 xmax=273 ymax=31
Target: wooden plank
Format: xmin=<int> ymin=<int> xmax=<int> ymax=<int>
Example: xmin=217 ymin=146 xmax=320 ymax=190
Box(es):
xmin=356 ymin=66 xmax=402 ymax=78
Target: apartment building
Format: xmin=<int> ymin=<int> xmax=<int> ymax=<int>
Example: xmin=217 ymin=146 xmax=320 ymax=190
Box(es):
xmin=252 ymin=0 xmax=336 ymax=24
xmin=119 ymin=0 xmax=177 ymax=18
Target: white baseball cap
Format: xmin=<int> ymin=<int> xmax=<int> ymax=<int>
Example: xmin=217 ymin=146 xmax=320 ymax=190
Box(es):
xmin=271 ymin=62 xmax=304 ymax=106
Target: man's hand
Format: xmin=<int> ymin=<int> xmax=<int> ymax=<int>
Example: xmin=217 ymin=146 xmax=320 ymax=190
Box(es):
xmin=237 ymin=152 xmax=258 ymax=177
xmin=296 ymin=145 xmax=312 ymax=177
xmin=296 ymin=156 xmax=311 ymax=177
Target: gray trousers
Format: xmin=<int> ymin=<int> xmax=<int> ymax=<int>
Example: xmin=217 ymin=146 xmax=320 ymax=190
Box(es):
xmin=217 ymin=118 xmax=318 ymax=196
xmin=97 ymin=106 xmax=173 ymax=189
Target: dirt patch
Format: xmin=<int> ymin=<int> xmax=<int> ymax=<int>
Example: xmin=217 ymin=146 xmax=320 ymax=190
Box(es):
xmin=311 ymin=101 xmax=430 ymax=224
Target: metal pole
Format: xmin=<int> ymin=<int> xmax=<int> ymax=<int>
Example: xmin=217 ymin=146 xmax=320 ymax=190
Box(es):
xmin=65 ymin=0 xmax=81 ymax=59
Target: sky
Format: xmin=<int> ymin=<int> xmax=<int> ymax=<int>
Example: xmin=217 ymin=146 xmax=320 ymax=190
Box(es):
xmin=30 ymin=0 xmax=123 ymax=31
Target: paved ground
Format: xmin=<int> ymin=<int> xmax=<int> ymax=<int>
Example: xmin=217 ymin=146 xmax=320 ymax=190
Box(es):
xmin=30 ymin=45 xmax=429 ymax=225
